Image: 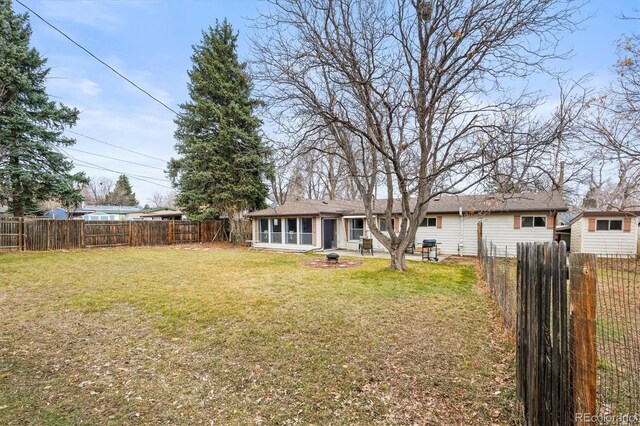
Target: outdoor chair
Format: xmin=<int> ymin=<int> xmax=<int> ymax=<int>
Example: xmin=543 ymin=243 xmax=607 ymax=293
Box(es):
xmin=359 ymin=238 xmax=374 ymax=256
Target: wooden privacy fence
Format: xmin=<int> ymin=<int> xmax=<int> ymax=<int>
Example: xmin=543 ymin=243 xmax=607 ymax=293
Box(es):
xmin=0 ymin=217 xmax=23 ymax=251
xmin=0 ymin=218 xmax=230 ymax=251
xmin=481 ymin=240 xmax=639 ymax=425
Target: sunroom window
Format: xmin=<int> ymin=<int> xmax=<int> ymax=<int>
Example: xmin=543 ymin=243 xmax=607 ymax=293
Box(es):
xmin=300 ymin=218 xmax=313 ymax=245
xmin=259 ymin=218 xmax=269 ymax=243
xmin=286 ymin=218 xmax=298 ymax=244
xmin=271 ymin=218 xmax=282 ymax=244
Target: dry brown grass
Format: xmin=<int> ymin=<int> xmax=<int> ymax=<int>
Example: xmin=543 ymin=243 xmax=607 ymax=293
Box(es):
xmin=0 ymin=245 xmax=516 ymax=424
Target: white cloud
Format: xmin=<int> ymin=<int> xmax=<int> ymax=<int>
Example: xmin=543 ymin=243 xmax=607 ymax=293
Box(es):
xmin=30 ymin=0 xmax=148 ymax=33
xmin=47 ymin=76 xmax=102 ymax=96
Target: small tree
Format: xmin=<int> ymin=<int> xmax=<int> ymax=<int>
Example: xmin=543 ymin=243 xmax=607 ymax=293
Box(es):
xmin=169 ymin=20 xmax=272 ymax=243
xmin=0 ymin=0 xmax=86 ymax=216
xmin=105 ymin=175 xmax=138 ymax=206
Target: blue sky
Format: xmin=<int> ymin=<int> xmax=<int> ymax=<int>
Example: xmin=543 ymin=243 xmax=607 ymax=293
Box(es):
xmin=13 ymin=0 xmax=640 ymax=205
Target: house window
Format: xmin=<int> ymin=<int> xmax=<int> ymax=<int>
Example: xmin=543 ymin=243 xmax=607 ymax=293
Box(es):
xmin=521 ymin=216 xmax=546 ymax=228
xmin=596 ymin=219 xmax=623 ymax=231
xmin=380 ymin=218 xmax=395 ymax=233
xmin=349 ymin=218 xmax=364 ymax=240
xmin=300 ymin=218 xmax=313 ymax=245
xmin=286 ymin=218 xmax=298 ymax=244
xmin=259 ymin=219 xmax=269 ymax=243
xmin=420 ymin=217 xmax=437 ymax=227
xmin=271 ymin=218 xmax=282 ymax=244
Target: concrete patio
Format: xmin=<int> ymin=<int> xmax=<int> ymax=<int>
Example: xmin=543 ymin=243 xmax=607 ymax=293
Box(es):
xmin=319 ymin=249 xmax=449 ymax=262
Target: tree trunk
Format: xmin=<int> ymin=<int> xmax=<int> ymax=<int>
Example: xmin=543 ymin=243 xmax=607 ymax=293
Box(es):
xmin=389 ymin=246 xmax=407 ymax=272
xmin=10 ymin=156 xmax=24 ymax=218
xmin=227 ymin=211 xmax=246 ymax=245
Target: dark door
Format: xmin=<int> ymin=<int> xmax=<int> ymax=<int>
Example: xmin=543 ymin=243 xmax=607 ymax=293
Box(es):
xmin=323 ymin=219 xmax=336 ymax=249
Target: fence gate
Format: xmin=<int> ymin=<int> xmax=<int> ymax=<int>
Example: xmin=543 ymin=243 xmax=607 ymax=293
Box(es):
xmin=84 ymin=221 xmax=129 ymax=247
xmin=0 ymin=217 xmax=23 ymax=251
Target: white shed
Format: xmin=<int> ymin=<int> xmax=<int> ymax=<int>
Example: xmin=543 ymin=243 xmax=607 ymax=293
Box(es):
xmin=569 ymin=211 xmax=640 ymax=256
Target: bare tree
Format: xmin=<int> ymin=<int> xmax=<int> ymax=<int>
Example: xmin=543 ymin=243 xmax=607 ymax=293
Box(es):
xmin=580 ymin=94 xmax=640 ymax=210
xmin=577 ymin=21 xmax=640 ymax=211
xmin=255 ymin=0 xmax=582 ymax=270
xmin=480 ymin=80 xmax=592 ymax=206
xmin=81 ymin=176 xmax=113 ymax=205
xmin=269 ymin=138 xmax=357 ymax=203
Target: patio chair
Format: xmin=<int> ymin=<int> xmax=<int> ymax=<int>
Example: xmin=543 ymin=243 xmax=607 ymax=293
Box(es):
xmin=359 ymin=238 xmax=374 ymax=256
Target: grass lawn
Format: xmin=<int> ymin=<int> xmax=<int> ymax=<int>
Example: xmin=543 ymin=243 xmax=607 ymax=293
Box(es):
xmin=0 ymin=245 xmax=516 ymax=424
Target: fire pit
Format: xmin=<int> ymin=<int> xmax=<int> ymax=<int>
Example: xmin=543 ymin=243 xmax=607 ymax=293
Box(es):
xmin=326 ymin=253 xmax=340 ymax=263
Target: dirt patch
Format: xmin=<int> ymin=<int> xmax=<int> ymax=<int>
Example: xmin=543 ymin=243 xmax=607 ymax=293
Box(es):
xmin=302 ymin=258 xmax=363 ymax=269
xmin=440 ymin=255 xmax=479 ymax=266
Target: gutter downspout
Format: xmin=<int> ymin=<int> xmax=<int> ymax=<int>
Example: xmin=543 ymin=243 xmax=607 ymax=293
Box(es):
xmin=458 ymin=207 xmax=464 ymax=256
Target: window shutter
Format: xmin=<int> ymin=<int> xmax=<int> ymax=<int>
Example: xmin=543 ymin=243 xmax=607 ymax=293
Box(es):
xmin=345 ymin=219 xmax=349 ymax=240
xmin=547 ymin=215 xmax=554 ymax=230
xmin=394 ymin=217 xmax=399 ymax=232
xmin=436 ymin=216 xmax=442 ymax=229
xmin=514 ymin=215 xmax=521 ymax=229
xmin=623 ymin=217 xmax=632 ymax=233
xmin=588 ymin=218 xmax=596 ymax=232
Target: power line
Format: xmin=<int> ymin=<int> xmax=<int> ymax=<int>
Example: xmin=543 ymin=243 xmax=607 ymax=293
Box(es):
xmin=61 ymin=152 xmax=173 ymax=189
xmin=67 ymin=130 xmax=169 ymax=163
xmin=65 ymin=146 xmax=166 ymax=171
xmin=15 ymin=0 xmax=180 ymax=116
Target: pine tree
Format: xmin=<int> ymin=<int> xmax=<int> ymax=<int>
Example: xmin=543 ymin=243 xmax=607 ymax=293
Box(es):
xmin=168 ymin=20 xmax=271 ymax=243
xmin=106 ymin=175 xmax=138 ymax=206
xmin=0 ymin=0 xmax=87 ymax=217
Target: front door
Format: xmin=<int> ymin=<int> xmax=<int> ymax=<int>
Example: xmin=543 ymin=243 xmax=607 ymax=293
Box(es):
xmin=323 ymin=219 xmax=337 ymax=249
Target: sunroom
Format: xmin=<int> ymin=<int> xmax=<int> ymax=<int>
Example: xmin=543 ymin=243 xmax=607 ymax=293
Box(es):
xmin=257 ymin=217 xmax=315 ymax=246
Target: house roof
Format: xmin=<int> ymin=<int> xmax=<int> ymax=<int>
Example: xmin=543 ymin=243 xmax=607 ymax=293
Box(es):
xmin=248 ymin=191 xmax=568 ymax=217
xmin=139 ymin=210 xmax=184 ymax=218
xmin=82 ymin=205 xmax=142 ymax=213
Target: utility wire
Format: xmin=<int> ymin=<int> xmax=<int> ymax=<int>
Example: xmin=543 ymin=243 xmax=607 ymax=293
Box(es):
xmin=59 ymin=148 xmax=173 ymax=189
xmin=15 ymin=0 xmax=180 ymax=116
xmin=72 ymin=160 xmax=173 ymax=189
xmin=68 ymin=130 xmax=168 ymax=163
xmin=64 ymin=146 xmax=166 ymax=171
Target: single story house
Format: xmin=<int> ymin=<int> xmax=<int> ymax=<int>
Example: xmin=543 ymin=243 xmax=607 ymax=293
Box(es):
xmin=567 ymin=211 xmax=640 ymax=256
xmin=80 ymin=205 xmax=143 ymax=221
xmin=138 ymin=209 xmax=185 ymax=221
xmin=246 ymin=191 xmax=568 ymax=256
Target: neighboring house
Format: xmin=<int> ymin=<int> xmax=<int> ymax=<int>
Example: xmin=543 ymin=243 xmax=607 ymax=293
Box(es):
xmin=568 ymin=211 xmax=640 ymax=256
xmin=44 ymin=208 xmax=69 ymax=219
xmin=139 ymin=209 xmax=185 ymax=221
xmin=80 ymin=205 xmax=143 ymax=221
xmin=247 ymin=191 xmax=567 ymax=256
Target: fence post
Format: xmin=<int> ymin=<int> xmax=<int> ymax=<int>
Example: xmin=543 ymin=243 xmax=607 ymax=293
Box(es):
xmin=570 ymin=253 xmax=597 ymax=425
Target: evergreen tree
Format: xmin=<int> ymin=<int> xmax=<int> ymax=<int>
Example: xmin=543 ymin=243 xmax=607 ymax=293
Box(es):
xmin=106 ymin=175 xmax=138 ymax=206
xmin=0 ymin=0 xmax=87 ymax=217
xmin=168 ymin=20 xmax=271 ymax=243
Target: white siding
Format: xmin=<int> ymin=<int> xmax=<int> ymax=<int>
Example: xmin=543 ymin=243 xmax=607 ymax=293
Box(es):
xmin=415 ymin=212 xmax=555 ymax=257
xmin=481 ymin=213 xmax=554 ymax=257
xmin=415 ymin=214 xmax=474 ymax=255
xmin=577 ymin=217 xmax=638 ymax=256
